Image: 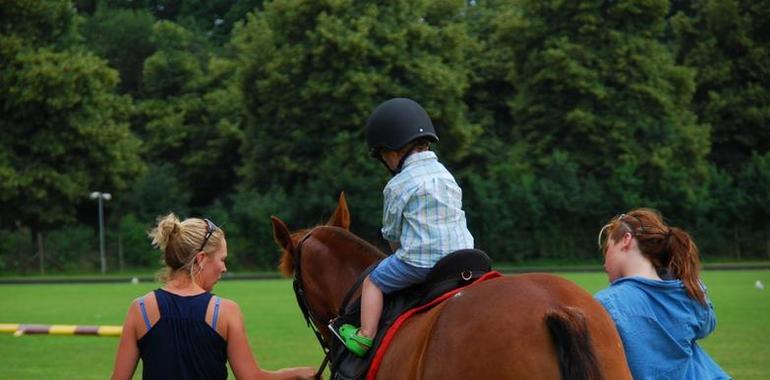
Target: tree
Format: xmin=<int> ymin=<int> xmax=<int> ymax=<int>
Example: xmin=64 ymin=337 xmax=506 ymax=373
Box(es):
xmin=135 ymin=21 xmax=244 ymax=208
xmin=81 ymin=6 xmax=157 ymax=95
xmin=505 ymin=0 xmax=709 ymax=215
xmin=670 ymin=0 xmax=770 ymax=170
xmin=233 ymin=0 xmax=479 ymax=231
xmin=735 ymin=153 xmax=770 ymax=258
xmin=117 ymin=163 xmax=192 ymax=222
xmin=0 ymin=0 xmax=79 ymax=46
xmin=0 ymin=0 xmax=143 ymax=266
xmin=464 ymin=0 xmax=522 ymax=166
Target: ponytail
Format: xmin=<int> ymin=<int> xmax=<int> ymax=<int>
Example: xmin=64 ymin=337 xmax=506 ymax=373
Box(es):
xmin=667 ymin=227 xmax=706 ymax=304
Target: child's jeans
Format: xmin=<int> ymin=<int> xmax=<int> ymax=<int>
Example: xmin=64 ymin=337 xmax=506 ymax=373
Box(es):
xmin=369 ymin=255 xmax=432 ymax=294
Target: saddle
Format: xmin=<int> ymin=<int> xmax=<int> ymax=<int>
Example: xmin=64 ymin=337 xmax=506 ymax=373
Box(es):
xmin=329 ymin=249 xmax=492 ymax=380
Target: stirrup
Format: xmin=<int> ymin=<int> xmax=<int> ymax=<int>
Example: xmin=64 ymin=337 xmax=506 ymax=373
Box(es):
xmin=339 ymin=324 xmax=373 ymax=357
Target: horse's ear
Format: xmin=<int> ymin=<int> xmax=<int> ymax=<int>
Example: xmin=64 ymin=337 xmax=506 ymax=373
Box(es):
xmin=327 ymin=192 xmax=350 ymax=230
xmin=271 ymin=216 xmax=294 ymax=253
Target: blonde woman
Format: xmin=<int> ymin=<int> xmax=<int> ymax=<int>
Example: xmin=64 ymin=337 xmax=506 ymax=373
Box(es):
xmin=111 ymin=214 xmax=316 ymax=380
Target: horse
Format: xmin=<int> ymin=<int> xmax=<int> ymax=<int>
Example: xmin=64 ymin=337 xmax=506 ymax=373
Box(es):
xmin=271 ymin=193 xmax=632 ymax=380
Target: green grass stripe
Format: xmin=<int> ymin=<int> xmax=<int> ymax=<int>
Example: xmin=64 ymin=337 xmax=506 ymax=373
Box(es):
xmin=0 ymin=270 xmax=767 ymax=379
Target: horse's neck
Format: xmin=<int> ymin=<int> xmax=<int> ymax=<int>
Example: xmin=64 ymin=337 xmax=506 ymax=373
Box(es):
xmin=328 ymin=244 xmax=378 ymax=300
xmin=309 ymin=233 xmax=381 ymax=315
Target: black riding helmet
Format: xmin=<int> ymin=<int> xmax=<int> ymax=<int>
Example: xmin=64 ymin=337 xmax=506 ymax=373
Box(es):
xmin=365 ymin=98 xmax=439 ymax=158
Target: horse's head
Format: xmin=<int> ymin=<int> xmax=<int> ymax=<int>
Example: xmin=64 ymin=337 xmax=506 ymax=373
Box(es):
xmin=272 ymin=192 xmax=352 ymax=277
xmin=270 ymin=192 xmax=384 ymax=341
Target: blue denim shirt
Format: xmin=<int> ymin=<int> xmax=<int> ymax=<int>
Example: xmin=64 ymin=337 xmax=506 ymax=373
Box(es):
xmin=381 ymin=151 xmax=474 ymax=268
xmin=595 ymin=277 xmax=731 ymax=380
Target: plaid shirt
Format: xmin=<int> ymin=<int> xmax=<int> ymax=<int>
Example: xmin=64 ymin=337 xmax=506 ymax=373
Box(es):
xmin=381 ymin=151 xmax=474 ymax=268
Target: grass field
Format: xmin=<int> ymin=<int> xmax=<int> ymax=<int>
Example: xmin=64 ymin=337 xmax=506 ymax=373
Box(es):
xmin=1 ymin=270 xmax=768 ymax=379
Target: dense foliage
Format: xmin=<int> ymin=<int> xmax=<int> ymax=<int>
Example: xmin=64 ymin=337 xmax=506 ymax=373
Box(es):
xmin=1 ymin=0 xmax=768 ymax=273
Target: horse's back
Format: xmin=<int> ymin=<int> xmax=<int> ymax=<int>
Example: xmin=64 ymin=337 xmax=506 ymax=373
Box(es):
xmin=378 ymin=273 xmax=631 ymax=380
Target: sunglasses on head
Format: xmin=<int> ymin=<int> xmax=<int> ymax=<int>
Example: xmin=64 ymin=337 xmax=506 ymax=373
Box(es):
xmin=597 ymin=213 xmax=645 ymax=251
xmin=197 ymin=218 xmax=219 ymax=252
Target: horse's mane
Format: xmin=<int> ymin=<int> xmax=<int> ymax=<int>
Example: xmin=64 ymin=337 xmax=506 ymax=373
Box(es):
xmin=278 ymin=226 xmax=385 ymax=277
xmin=329 ymin=227 xmax=387 ymax=260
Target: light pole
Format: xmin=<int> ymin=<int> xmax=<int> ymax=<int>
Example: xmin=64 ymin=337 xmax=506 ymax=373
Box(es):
xmin=90 ymin=191 xmax=111 ymax=274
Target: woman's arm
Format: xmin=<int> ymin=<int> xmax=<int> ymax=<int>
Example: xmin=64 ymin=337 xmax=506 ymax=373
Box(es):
xmin=695 ymin=297 xmax=718 ymax=340
xmin=223 ymin=300 xmax=317 ymax=380
xmin=224 ymin=300 xmax=261 ymax=378
xmin=111 ymin=300 xmax=141 ymax=380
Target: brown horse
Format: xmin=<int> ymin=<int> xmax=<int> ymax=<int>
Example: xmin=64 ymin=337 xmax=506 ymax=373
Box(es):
xmin=271 ymin=193 xmax=631 ymax=380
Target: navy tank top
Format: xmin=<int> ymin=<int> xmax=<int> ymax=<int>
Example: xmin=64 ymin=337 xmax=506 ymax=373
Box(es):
xmin=137 ymin=289 xmax=228 ymax=380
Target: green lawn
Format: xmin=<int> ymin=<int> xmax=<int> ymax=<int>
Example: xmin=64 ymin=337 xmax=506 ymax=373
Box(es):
xmin=1 ymin=270 xmax=767 ymax=379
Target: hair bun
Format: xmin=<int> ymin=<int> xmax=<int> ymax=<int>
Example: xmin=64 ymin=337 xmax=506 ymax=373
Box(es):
xmin=149 ymin=213 xmax=182 ymax=250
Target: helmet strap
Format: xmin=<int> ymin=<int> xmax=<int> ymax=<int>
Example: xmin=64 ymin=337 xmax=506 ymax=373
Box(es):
xmin=377 ymin=156 xmax=398 ymax=176
xmin=391 ymin=142 xmax=423 ymax=176
xmin=393 ymin=152 xmax=410 ymax=175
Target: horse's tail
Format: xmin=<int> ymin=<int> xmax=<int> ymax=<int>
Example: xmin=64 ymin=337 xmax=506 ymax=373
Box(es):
xmin=545 ymin=306 xmax=603 ymax=380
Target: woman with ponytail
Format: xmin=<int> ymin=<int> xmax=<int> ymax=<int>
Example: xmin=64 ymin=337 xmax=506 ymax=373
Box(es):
xmin=595 ymin=209 xmax=730 ymax=379
xmin=111 ymin=214 xmax=316 ymax=380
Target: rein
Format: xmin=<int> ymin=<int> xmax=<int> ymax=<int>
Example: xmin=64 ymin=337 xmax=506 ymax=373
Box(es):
xmin=292 ymin=228 xmax=332 ymax=379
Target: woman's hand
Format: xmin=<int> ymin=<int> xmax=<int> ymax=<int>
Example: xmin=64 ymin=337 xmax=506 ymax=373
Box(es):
xmin=287 ymin=366 xmax=318 ymax=379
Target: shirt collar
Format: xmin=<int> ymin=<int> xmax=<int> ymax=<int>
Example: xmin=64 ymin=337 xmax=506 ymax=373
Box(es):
xmin=612 ymin=276 xmax=682 ymax=289
xmin=402 ymin=150 xmax=436 ymax=168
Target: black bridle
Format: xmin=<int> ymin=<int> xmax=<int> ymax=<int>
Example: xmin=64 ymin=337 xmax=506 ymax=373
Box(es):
xmin=291 ymin=227 xmax=378 ymax=379
xmin=292 ymin=228 xmax=332 ymax=378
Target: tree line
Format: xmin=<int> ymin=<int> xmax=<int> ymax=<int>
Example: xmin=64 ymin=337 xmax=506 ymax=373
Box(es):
xmin=1 ymin=0 xmax=768 ymax=273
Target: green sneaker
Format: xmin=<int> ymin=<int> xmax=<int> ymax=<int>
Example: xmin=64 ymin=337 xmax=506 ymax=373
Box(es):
xmin=339 ymin=324 xmax=373 ymax=357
